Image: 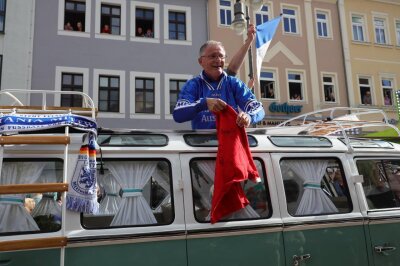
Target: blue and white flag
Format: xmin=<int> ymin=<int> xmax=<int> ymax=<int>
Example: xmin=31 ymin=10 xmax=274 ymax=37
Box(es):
xmin=255 ymin=16 xmax=281 ymax=81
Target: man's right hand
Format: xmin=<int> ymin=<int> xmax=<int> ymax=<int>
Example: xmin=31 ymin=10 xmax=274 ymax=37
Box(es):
xmin=207 ymin=98 xmax=227 ymax=112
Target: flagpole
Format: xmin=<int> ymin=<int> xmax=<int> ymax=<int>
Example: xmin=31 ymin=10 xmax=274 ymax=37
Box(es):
xmin=245 ymin=5 xmax=254 ymax=81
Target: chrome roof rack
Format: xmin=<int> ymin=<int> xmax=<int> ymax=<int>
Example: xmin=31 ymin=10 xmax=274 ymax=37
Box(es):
xmin=272 ymin=107 xmax=400 ymax=152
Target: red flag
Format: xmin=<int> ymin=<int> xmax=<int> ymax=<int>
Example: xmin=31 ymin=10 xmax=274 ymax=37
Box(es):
xmin=210 ymin=106 xmax=260 ymax=223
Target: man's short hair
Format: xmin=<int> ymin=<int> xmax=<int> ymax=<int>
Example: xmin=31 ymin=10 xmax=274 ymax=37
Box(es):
xmin=199 ymin=40 xmax=225 ymax=57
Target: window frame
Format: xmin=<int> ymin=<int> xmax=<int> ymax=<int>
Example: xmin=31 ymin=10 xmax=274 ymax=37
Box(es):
xmin=321 ymin=72 xmax=338 ymax=104
xmin=130 ymin=71 xmax=160 ymax=119
xmin=217 ymin=0 xmax=232 ymax=27
xmin=358 ymin=75 xmax=374 ymax=105
xmin=373 ymin=14 xmax=389 ymax=45
xmin=260 ymin=68 xmax=279 ymax=101
xmin=0 ymin=0 xmax=6 ymax=34
xmin=281 ymin=4 xmax=301 ymax=36
xmin=163 ymin=4 xmax=192 ymax=46
xmin=315 ymin=8 xmax=332 ymax=39
xmin=254 ymin=4 xmax=272 ymax=26
xmin=93 ymin=68 xmax=126 ymax=118
xmin=287 ymin=69 xmax=306 ymax=102
xmin=164 ymin=73 xmax=192 ymax=118
xmin=130 ymin=1 xmax=160 ymax=43
xmin=396 ymin=19 xmax=400 ymax=46
xmin=381 ymin=76 xmax=395 ymax=107
xmin=55 ymin=66 xmax=89 ymax=107
xmin=351 ymin=13 xmax=367 ymax=43
xmin=58 ymin=0 xmax=91 ymax=37
xmin=95 ymin=0 xmax=126 ymax=40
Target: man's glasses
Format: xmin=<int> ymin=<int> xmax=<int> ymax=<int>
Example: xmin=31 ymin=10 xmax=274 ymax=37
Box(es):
xmin=201 ymin=54 xmax=227 ymax=60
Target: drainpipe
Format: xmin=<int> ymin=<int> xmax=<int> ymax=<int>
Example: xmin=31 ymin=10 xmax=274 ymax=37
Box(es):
xmin=338 ymin=0 xmax=355 ymax=108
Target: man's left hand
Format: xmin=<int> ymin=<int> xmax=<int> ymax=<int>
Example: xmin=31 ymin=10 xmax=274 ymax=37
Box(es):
xmin=237 ymin=112 xmax=251 ymax=127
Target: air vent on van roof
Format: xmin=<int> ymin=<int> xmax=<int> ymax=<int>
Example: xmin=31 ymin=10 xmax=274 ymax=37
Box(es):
xmin=269 ymin=136 xmax=332 ymax=147
xmin=184 ymin=134 xmax=258 ymax=147
xmin=97 ymin=134 xmax=168 ymax=146
xmin=339 ymin=138 xmax=394 ymax=149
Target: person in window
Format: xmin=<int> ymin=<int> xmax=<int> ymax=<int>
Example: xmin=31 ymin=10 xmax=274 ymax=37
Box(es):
xmin=266 ymin=86 xmax=275 ymax=99
xmin=145 ymin=28 xmax=154 ymax=38
xmin=64 ymin=22 xmax=73 ymax=31
xmin=101 ymin=24 xmax=111 ymax=34
xmin=136 ymin=26 xmax=144 ymax=37
xmin=76 ymin=21 xmax=83 ymax=32
xmin=173 ymin=40 xmax=264 ymax=129
xmin=362 ymin=90 xmax=372 ymax=105
xmin=384 ymin=92 xmax=392 ymax=105
xmin=291 ymin=93 xmax=301 ymax=100
xmin=326 ymin=92 xmax=335 ymax=102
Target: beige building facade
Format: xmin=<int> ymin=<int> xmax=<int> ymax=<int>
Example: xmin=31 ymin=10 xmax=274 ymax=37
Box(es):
xmin=339 ymin=0 xmax=400 ymax=122
xmin=208 ymin=0 xmax=348 ymax=126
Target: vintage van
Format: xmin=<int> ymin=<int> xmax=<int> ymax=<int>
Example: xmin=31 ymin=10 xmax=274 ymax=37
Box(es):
xmin=0 ymin=90 xmax=399 ymax=266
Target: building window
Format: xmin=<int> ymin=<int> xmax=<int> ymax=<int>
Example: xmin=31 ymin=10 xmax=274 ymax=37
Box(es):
xmin=316 ymin=11 xmax=330 ymax=38
xmin=135 ymin=77 xmax=155 ymax=114
xmin=100 ymin=4 xmax=120 ymax=35
xmin=61 ymin=73 xmax=83 ymax=107
xmin=382 ymin=78 xmax=393 ymax=106
xmin=135 ymin=7 xmax=154 ymax=37
xmin=359 ymin=77 xmax=372 ymax=105
xmin=260 ymin=71 xmax=276 ymax=99
xmin=352 ymin=15 xmax=366 ymax=42
xmin=322 ymin=74 xmax=336 ymax=103
xmin=164 ymin=5 xmax=192 ymax=45
xmin=218 ymin=0 xmax=232 ymax=26
xmin=288 ymin=72 xmax=303 ymax=101
xmin=255 ymin=5 xmax=270 ymax=26
xmin=168 ymin=11 xmax=186 ymax=40
xmin=0 ymin=0 xmax=6 ymax=33
xmin=99 ymin=75 xmax=120 ymax=112
xmin=0 ymin=55 xmax=2 ymax=88
xmin=64 ymin=0 xmax=85 ymax=31
xmin=396 ymin=20 xmax=400 ymax=46
xmin=374 ymin=17 xmax=388 ymax=45
xmin=282 ymin=7 xmax=298 ymax=34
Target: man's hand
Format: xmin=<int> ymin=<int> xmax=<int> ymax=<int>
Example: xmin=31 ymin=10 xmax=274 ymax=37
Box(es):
xmin=236 ymin=112 xmax=251 ymax=127
xmin=247 ymin=23 xmax=256 ymax=42
xmin=207 ymin=98 xmax=227 ymax=112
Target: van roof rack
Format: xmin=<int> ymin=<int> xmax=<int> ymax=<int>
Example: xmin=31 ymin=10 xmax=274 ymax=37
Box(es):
xmin=271 ymin=107 xmax=400 ymax=152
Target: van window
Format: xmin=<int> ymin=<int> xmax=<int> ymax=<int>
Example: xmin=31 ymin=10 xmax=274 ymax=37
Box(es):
xmin=280 ymin=158 xmax=352 ymax=216
xmin=356 ymin=159 xmax=400 ymax=209
xmin=82 ymin=159 xmax=173 ymax=228
xmin=0 ymin=159 xmax=63 ymax=235
xmin=190 ymin=158 xmax=271 ymax=222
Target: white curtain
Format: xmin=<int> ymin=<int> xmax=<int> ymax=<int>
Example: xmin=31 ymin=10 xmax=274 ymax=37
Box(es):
xmin=0 ymin=162 xmax=46 ymax=233
xmin=109 ymin=161 xmax=157 ymax=226
xmin=97 ymin=172 xmax=121 ymax=215
xmin=31 ymin=168 xmax=61 ymax=223
xmin=285 ymin=160 xmax=338 ymax=215
xmin=195 ymin=160 xmax=259 ymax=221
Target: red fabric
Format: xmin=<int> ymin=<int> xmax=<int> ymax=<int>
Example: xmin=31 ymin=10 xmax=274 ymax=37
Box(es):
xmin=210 ymin=106 xmax=260 ymax=224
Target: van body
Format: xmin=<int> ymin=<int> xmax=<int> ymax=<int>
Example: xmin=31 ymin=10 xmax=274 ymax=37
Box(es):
xmin=0 ymin=91 xmax=399 ymax=266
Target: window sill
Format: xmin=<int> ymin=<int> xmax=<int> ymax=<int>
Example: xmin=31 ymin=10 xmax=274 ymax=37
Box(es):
xmin=130 ymin=114 xmax=161 ymax=119
xmin=57 ymin=30 xmax=90 ymax=38
xmin=98 ymin=112 xmax=125 ymax=118
xmin=164 ymin=39 xmax=192 ymax=46
xmin=130 ymin=36 xmax=160 ymax=43
xmin=95 ymin=33 xmax=126 ymax=41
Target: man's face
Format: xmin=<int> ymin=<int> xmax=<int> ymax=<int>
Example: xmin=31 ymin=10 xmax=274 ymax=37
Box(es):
xmin=198 ymin=44 xmax=226 ymax=81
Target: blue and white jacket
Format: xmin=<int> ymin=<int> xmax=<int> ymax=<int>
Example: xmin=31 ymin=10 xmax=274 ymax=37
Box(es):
xmin=173 ymin=71 xmax=265 ymax=129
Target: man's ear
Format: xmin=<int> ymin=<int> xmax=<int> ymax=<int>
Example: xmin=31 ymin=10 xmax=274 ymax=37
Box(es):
xmin=198 ymin=57 xmax=202 ymax=65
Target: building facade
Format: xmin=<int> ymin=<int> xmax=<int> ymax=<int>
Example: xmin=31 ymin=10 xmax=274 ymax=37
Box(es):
xmin=0 ymin=0 xmax=35 ymax=105
xmin=30 ymin=0 xmax=208 ymax=129
xmin=339 ymin=0 xmax=400 ymax=122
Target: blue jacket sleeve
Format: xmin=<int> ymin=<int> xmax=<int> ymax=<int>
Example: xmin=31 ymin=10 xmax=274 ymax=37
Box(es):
xmin=173 ymin=80 xmax=208 ymax=123
xmin=231 ymin=78 xmax=265 ymax=124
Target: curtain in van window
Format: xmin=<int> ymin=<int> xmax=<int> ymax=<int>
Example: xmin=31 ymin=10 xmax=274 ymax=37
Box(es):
xmin=98 ymin=173 xmax=121 ymax=215
xmin=31 ymin=169 xmax=62 ymax=222
xmin=0 ymin=162 xmax=46 ymax=233
xmin=109 ymin=162 xmax=157 ymax=226
xmin=286 ymin=160 xmax=338 ymax=215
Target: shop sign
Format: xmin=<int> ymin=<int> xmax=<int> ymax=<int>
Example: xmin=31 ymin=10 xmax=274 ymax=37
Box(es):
xmin=269 ymin=102 xmax=303 ymax=114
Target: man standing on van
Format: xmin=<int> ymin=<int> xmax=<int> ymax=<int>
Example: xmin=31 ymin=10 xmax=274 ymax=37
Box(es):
xmin=173 ymin=40 xmax=265 ymax=129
